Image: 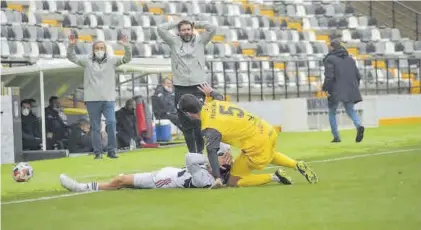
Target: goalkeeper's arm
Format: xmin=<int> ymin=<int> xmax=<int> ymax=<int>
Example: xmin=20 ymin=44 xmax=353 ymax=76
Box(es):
xmin=202 ymin=128 xmax=223 ymax=179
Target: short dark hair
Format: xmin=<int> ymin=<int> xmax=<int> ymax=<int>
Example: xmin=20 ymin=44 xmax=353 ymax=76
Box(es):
xmin=178 ymin=20 xmax=193 ymax=31
xmin=330 ymin=39 xmax=342 ymax=50
xmin=49 ymin=96 xmax=58 ymax=105
xmin=125 ymin=98 xmax=135 ymax=107
xmin=78 ymin=118 xmax=90 ymax=127
xmin=21 ymin=99 xmax=31 ymax=107
xmin=178 ymin=94 xmax=202 ymax=114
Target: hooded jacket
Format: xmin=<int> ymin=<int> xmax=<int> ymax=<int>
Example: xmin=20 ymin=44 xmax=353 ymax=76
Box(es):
xmin=67 ymin=42 xmax=132 ymax=101
xmin=322 ymin=47 xmax=362 ymax=104
xmin=157 ymin=20 xmax=216 ymax=86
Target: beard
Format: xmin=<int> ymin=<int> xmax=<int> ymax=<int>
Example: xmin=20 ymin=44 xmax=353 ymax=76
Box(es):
xmin=181 ymin=34 xmax=193 ymax=42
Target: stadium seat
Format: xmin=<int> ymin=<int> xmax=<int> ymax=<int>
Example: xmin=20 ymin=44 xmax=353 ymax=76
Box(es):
xmin=47 ymin=27 xmax=59 ymax=41
xmin=40 ymin=41 xmax=54 ymax=59
xmin=111 ymin=1 xmax=124 ymax=13
xmin=54 ymin=0 xmax=64 ymax=12
xmin=1 ymin=39 xmax=10 ymax=58
xmin=63 ymin=14 xmax=79 ymax=28
xmin=22 ymin=41 xmax=31 ymax=58
xmin=6 ymin=25 xmax=15 ymax=41
xmin=317 ymin=17 xmax=329 ymax=30
xmin=29 ymin=41 xmax=40 ymax=59
xmin=123 ymin=1 xmax=142 ymax=13
xmin=57 ymin=27 xmax=67 ymax=42
xmin=66 ymin=1 xmax=79 ymax=14
xmin=110 ymin=14 xmax=131 ymax=29
xmin=9 ymin=41 xmax=25 ymax=60
xmin=103 ymin=28 xmax=116 ymax=42
xmin=402 ymin=40 xmax=414 ymax=54
xmin=148 ymin=15 xmax=162 ymax=27
xmin=391 ymin=28 xmax=401 ymax=42
xmin=83 ymin=14 xmax=98 ymax=28
xmin=48 ymin=0 xmax=58 ymax=13
xmin=92 ymin=1 xmax=112 ymax=14
xmin=358 ymin=16 xmax=369 ymax=29
xmin=0 ymin=9 xmax=7 ymax=25
xmin=23 ymin=25 xmax=37 ymax=42
xmin=0 ymin=25 xmax=7 ymax=40
xmin=413 ymin=41 xmax=421 ymax=54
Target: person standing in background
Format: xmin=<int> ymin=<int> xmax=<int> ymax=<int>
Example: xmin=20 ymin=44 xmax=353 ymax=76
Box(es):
xmin=67 ymin=33 xmax=132 ymax=159
xmin=157 ymin=18 xmax=217 ymax=154
xmin=323 ymin=40 xmax=365 ymax=143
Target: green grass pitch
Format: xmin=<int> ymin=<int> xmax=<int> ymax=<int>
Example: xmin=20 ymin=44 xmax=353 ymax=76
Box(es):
xmin=1 ymin=124 xmax=421 ymax=230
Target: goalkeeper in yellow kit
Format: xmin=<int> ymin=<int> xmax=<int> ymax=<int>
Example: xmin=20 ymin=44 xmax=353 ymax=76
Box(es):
xmin=177 ymin=83 xmax=318 ymax=188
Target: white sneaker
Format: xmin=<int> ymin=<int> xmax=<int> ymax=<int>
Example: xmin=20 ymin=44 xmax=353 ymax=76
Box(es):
xmin=60 ymin=174 xmax=89 ymax=192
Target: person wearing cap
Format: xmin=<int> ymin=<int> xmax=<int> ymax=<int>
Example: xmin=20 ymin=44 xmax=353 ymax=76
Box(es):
xmin=67 ymin=33 xmax=132 ymax=159
xmin=157 ymin=17 xmax=217 ymax=154
xmin=322 ymin=39 xmax=365 ymax=143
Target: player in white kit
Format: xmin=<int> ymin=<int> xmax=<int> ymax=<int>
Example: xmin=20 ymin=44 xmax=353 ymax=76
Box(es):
xmin=60 ymin=143 xmax=233 ymax=192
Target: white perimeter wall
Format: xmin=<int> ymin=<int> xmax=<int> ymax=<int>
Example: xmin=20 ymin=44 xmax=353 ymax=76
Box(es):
xmin=236 ymin=94 xmax=421 ymax=132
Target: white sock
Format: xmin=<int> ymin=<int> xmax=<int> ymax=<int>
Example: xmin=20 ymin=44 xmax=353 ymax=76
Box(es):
xmin=84 ymin=182 xmax=99 ymax=191
xmin=271 ymin=174 xmax=280 ymax=182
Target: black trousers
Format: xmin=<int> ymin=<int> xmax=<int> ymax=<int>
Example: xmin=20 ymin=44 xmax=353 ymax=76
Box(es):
xmin=159 ymin=113 xmax=182 ymax=130
xmin=174 ymin=85 xmax=206 ymax=153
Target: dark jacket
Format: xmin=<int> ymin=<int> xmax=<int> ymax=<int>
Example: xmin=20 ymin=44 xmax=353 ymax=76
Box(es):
xmin=21 ymin=112 xmax=41 ymax=143
xmin=322 ymin=47 xmax=362 ymax=104
xmin=68 ymin=124 xmax=92 ymax=153
xmin=116 ymin=107 xmax=138 ymax=147
xmin=152 ymin=85 xmax=177 ymax=118
xmin=45 ymin=106 xmax=69 ymax=140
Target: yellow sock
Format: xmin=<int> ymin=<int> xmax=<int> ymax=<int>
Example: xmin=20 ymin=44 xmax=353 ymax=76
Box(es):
xmin=237 ymin=174 xmax=273 ymax=187
xmin=271 ymin=152 xmax=297 ymax=169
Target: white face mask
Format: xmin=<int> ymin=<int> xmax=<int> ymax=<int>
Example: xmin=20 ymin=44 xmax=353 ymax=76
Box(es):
xmin=95 ymin=51 xmax=105 ymax=59
xmin=22 ymin=108 xmax=30 ymax=116
xmin=164 ymin=86 xmax=172 ymax=93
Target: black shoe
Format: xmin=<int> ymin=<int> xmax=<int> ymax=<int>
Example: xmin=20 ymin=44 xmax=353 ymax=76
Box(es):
xmin=356 ymin=126 xmax=365 ymax=143
xmin=274 ymin=168 xmax=293 ymax=185
xmin=331 ymin=137 xmax=341 ymax=143
xmin=107 ymin=152 xmax=118 ymax=159
xmin=94 ymin=153 xmax=102 ymax=160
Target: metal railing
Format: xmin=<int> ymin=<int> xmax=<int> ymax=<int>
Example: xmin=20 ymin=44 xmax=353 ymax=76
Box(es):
xmin=119 ymin=57 xmax=421 ymax=103
xmin=352 ymin=0 xmax=421 ymax=40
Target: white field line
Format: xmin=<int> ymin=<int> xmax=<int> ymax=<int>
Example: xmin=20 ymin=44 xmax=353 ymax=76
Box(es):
xmin=2 ymin=148 xmax=419 ymax=206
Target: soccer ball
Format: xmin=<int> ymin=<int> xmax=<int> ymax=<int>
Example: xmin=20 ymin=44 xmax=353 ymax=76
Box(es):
xmin=12 ymin=162 xmax=34 ymax=182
